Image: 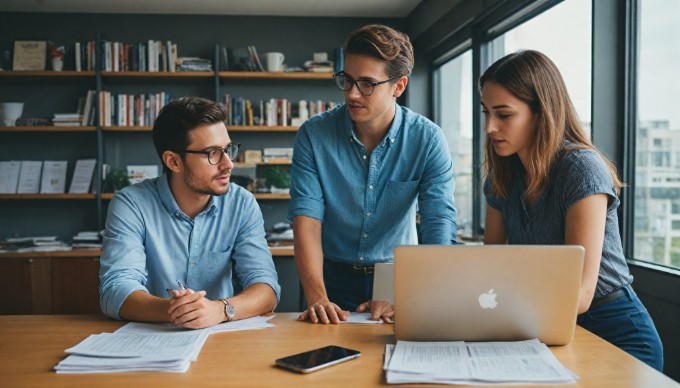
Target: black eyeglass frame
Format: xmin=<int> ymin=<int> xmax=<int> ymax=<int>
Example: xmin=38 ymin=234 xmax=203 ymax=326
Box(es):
xmin=172 ymin=143 xmax=242 ymax=165
xmin=332 ymin=71 xmax=404 ymax=96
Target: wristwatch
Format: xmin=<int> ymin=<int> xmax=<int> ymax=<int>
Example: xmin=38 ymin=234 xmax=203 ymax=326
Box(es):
xmin=221 ymin=298 xmax=235 ymax=322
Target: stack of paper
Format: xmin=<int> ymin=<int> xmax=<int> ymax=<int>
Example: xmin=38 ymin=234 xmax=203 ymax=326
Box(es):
xmin=54 ymin=315 xmax=275 ymax=374
xmin=383 ymin=339 xmax=577 ymax=385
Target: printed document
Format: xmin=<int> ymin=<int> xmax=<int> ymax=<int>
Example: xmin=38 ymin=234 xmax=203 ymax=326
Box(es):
xmin=384 ymin=339 xmax=577 ymax=385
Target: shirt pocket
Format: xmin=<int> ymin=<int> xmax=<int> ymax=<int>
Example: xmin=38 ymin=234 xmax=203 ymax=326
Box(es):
xmin=383 ymin=179 xmax=420 ymax=217
xmin=203 ymin=245 xmax=233 ymax=275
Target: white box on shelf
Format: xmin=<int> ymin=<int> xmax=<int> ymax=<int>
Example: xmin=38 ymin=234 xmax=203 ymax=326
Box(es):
xmin=127 ymin=165 xmax=159 ymax=185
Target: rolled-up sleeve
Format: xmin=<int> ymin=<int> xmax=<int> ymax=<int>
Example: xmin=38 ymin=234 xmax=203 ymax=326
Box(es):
xmin=418 ymin=127 xmax=458 ymax=244
xmin=233 ymin=195 xmax=281 ymax=303
xmin=99 ymin=191 xmax=150 ymax=320
xmin=288 ymin=122 xmax=325 ymax=222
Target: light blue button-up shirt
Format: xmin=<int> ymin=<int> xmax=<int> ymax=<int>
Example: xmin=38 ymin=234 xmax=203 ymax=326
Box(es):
xmin=288 ymin=103 xmax=457 ymax=265
xmin=99 ymin=174 xmax=281 ymax=320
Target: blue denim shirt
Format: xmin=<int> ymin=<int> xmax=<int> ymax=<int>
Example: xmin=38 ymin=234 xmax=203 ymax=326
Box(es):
xmin=99 ymin=174 xmax=281 ymax=319
xmin=288 ymin=103 xmax=457 ymax=265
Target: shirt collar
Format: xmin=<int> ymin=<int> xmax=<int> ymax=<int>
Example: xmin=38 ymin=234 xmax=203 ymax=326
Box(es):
xmin=156 ymin=173 xmax=219 ymax=218
xmin=343 ymin=102 xmax=402 ymax=148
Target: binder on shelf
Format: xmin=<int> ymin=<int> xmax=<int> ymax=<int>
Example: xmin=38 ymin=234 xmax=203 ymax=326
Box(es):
xmin=0 ymin=161 xmax=21 ymax=194
xmin=40 ymin=160 xmax=68 ymax=194
xmin=16 ymin=161 xmax=43 ymax=194
xmin=69 ymin=159 xmax=96 ymax=194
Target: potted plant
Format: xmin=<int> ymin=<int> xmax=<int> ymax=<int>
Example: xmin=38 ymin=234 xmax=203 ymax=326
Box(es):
xmin=262 ymin=165 xmax=291 ymax=194
xmin=104 ymin=169 xmax=130 ymax=192
xmin=47 ymin=42 xmax=65 ymax=71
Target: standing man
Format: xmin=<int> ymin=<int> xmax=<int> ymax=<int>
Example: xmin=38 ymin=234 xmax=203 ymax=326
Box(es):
xmin=100 ymin=96 xmax=280 ymax=329
xmin=289 ymin=24 xmax=457 ymax=324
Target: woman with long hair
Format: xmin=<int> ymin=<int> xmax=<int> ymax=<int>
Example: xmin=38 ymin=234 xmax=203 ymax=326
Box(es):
xmin=480 ymin=50 xmax=663 ymax=371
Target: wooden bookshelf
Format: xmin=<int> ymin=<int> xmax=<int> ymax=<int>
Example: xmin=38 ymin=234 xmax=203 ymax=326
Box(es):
xmin=0 ymin=70 xmax=95 ymax=77
xmin=0 ymin=126 xmax=96 ymax=132
xmin=0 ymin=194 xmax=96 ymax=200
xmin=102 ymin=192 xmax=290 ymax=200
xmin=219 ymin=71 xmax=333 ymax=80
xmin=229 ymin=125 xmax=298 ymax=132
xmin=254 ymin=193 xmax=291 ymax=200
xmin=233 ymin=161 xmax=291 ymax=168
xmin=0 ymin=247 xmax=293 ymax=258
xmin=101 ymin=71 xmax=214 ymax=78
xmin=102 ymin=125 xmax=299 ymax=132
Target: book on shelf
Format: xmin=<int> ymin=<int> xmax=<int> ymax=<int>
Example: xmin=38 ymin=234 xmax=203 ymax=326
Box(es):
xmin=40 ymin=160 xmax=68 ymax=194
xmin=263 ymin=148 xmax=293 ymax=163
xmin=0 ymin=160 xmax=21 ymax=193
xmin=16 ymin=161 xmax=42 ymax=194
xmin=247 ymin=45 xmax=265 ymax=72
xmin=68 ymin=159 xmax=96 ymax=194
xmin=52 ymin=113 xmax=83 ymax=127
xmin=12 ymin=40 xmax=47 ymax=71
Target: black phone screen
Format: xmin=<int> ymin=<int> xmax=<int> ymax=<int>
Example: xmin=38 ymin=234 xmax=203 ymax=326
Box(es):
xmin=275 ymin=345 xmax=361 ymax=373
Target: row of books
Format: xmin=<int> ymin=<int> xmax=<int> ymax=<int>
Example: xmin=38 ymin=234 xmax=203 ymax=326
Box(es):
xmin=99 ymin=91 xmax=170 ymax=127
xmin=100 ymin=40 xmax=178 ymax=72
xmin=223 ymin=96 xmax=336 ymax=127
xmin=0 ymin=159 xmax=96 ymax=194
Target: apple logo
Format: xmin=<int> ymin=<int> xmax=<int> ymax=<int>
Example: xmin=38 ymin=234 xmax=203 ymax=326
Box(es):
xmin=478 ymin=289 xmax=498 ymax=309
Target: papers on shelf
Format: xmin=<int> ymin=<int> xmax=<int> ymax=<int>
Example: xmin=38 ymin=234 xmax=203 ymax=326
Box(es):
xmin=383 ymin=339 xmax=578 ymax=385
xmin=0 ymin=161 xmax=21 ymax=193
xmin=69 ymin=159 xmax=96 ymax=194
xmin=16 ymin=161 xmax=42 ymax=194
xmin=55 ymin=315 xmax=276 ymax=374
xmin=40 ymin=160 xmax=68 ymax=194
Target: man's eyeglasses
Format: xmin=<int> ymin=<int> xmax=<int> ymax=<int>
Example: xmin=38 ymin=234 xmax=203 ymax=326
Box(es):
xmin=333 ymin=71 xmax=404 ymax=96
xmin=173 ymin=143 xmax=241 ymax=165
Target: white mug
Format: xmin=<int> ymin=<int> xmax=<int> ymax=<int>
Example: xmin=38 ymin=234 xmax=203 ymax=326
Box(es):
xmin=313 ymin=52 xmax=328 ymax=63
xmin=0 ymin=102 xmax=24 ymax=126
xmin=265 ymin=52 xmax=285 ymax=72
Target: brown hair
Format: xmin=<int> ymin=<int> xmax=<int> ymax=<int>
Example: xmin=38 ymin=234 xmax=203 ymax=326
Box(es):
xmin=344 ymin=24 xmax=414 ymax=78
xmin=152 ymin=96 xmax=227 ymax=173
xmin=480 ymin=50 xmax=622 ymax=199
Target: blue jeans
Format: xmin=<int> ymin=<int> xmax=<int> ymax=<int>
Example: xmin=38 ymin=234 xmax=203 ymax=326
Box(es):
xmin=577 ymin=284 xmax=663 ymax=372
xmin=323 ymin=261 xmax=374 ymax=311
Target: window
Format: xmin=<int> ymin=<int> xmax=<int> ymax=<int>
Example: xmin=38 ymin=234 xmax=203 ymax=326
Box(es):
xmin=634 ymin=0 xmax=680 ymax=269
xmin=488 ymin=0 xmax=592 ymax=136
xmin=434 ymin=50 xmax=473 ymax=236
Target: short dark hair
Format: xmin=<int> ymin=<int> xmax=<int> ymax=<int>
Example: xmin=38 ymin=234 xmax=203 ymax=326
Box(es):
xmin=152 ymin=96 xmax=227 ymax=173
xmin=344 ymin=24 xmax=414 ymax=79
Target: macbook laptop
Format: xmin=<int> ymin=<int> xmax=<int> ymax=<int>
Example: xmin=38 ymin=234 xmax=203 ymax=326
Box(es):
xmin=394 ymin=245 xmax=584 ymax=345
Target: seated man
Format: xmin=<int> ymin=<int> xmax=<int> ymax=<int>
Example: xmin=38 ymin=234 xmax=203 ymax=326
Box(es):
xmin=99 ymin=96 xmax=280 ymax=329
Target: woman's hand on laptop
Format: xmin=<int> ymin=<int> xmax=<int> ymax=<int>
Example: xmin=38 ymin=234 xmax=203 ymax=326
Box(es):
xmin=298 ymin=298 xmax=349 ymax=324
xmin=356 ymin=300 xmax=394 ymax=323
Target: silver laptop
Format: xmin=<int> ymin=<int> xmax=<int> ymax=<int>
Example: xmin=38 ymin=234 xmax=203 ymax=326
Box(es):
xmin=372 ymin=263 xmax=394 ymax=304
xmin=394 ymin=245 xmax=584 ymax=345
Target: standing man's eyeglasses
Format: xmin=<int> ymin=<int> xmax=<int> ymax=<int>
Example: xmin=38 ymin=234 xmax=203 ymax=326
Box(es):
xmin=172 ymin=143 xmax=241 ymax=165
xmin=333 ymin=71 xmax=404 ymax=96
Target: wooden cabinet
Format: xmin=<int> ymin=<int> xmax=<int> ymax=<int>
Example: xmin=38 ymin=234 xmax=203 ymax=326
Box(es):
xmin=0 ymin=251 xmax=100 ymax=315
xmin=0 ymin=248 xmax=300 ymax=315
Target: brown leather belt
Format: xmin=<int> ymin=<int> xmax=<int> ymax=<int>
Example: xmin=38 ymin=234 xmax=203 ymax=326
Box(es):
xmin=591 ymin=288 xmax=626 ymax=308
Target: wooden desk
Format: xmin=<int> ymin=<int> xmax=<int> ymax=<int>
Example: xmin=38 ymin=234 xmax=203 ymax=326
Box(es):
xmin=0 ymin=313 xmax=676 ymax=387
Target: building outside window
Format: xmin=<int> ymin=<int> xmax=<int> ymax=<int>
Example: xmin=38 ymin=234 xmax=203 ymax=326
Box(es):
xmin=434 ymin=50 xmax=473 ymax=237
xmin=634 ymin=0 xmax=680 ymax=268
xmin=488 ymin=0 xmax=592 ymax=136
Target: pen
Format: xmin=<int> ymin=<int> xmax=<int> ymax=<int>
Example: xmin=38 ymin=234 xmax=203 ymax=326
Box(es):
xmin=166 ymin=280 xmax=187 ymax=296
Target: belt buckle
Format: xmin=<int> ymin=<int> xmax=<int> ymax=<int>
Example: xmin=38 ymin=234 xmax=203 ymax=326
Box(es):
xmin=352 ymin=264 xmax=374 ymax=275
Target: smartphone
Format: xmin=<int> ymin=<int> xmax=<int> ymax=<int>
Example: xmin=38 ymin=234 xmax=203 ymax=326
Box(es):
xmin=275 ymin=345 xmax=361 ymax=373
